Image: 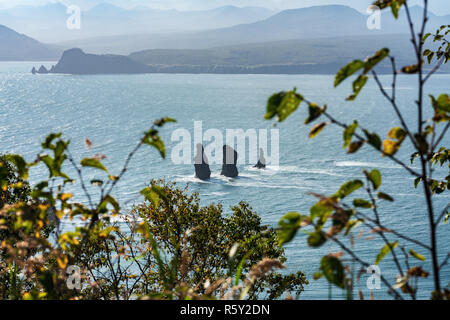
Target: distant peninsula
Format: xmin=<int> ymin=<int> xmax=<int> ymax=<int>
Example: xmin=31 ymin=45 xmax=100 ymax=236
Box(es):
xmin=33 ymin=48 xmax=154 ymax=75
xmin=33 ymin=48 xmax=349 ymax=75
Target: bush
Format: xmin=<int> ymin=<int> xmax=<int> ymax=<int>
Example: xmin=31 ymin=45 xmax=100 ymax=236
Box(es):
xmin=131 ymin=179 xmax=307 ymax=299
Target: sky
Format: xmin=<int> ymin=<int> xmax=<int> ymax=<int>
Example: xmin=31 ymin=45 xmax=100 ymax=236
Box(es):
xmin=0 ymin=0 xmax=448 ymax=14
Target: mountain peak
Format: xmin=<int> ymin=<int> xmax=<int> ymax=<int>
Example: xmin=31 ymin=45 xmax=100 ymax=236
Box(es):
xmin=0 ymin=24 xmax=60 ymax=61
xmin=0 ymin=24 xmax=14 ymax=33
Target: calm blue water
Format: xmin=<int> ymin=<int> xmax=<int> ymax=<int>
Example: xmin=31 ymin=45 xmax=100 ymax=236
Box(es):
xmin=0 ymin=62 xmax=449 ymax=300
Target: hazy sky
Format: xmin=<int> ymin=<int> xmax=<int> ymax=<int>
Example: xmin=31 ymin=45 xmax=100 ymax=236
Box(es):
xmin=0 ymin=0 xmax=448 ymax=14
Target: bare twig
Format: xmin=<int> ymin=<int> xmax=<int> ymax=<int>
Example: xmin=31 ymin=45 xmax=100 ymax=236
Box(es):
xmin=435 ymin=203 xmax=450 ymax=227
xmin=66 ymin=149 xmax=94 ymax=210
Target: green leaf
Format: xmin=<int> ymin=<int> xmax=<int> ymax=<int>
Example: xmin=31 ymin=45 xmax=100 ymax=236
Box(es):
xmin=422 ymin=33 xmax=431 ymax=43
xmin=309 ymin=122 xmax=327 ymax=139
xmin=335 ymin=60 xmax=365 ymax=87
xmin=140 ymin=186 xmax=165 ymax=207
xmin=365 ymin=169 xmax=382 ymax=190
xmin=307 ymin=231 xmax=327 ymax=247
xmin=153 ymin=117 xmax=177 ymax=127
xmin=305 ymin=103 xmax=325 ymax=124
xmin=98 ymin=195 xmax=120 ymax=214
xmin=234 ymin=251 xmax=252 ymax=286
xmin=375 ymin=241 xmax=398 ymax=265
xmin=427 ymin=52 xmax=435 ymax=64
xmin=377 ymin=192 xmax=394 ymax=202
xmin=343 ymin=121 xmax=358 ymax=148
xmin=363 ymin=129 xmax=382 ymax=150
xmin=345 ymin=219 xmax=362 ymax=236
xmin=423 ymin=49 xmax=432 ymax=56
xmin=390 ymin=0 xmax=405 ymax=19
xmin=335 ymin=180 xmax=363 ymax=199
xmin=310 ymin=201 xmax=333 ymax=220
xmin=410 ymin=152 xmax=420 ymax=164
xmin=388 ymin=127 xmax=406 ymax=140
xmin=414 ymin=177 xmax=422 ymax=189
xmin=42 ymin=133 xmax=62 ymax=149
xmin=5 ymin=154 xmax=28 ymax=180
xmin=353 ymin=198 xmax=373 ymax=209
xmin=143 ymin=134 xmax=166 ymax=159
xmin=80 ymin=158 xmax=107 ymax=172
xmin=409 ymin=250 xmax=426 ymax=261
xmin=373 ymin=0 xmax=405 ymax=18
xmin=313 ymin=271 xmax=323 ymax=280
xmin=347 ymin=75 xmax=368 ymax=101
xmin=363 ymin=48 xmax=390 ymax=74
xmin=39 ymin=154 xmax=69 ymax=179
xmin=320 ymin=255 xmax=345 ymax=288
xmin=278 ymin=212 xmax=302 ymax=246
xmin=265 ymin=90 xmax=303 ymax=122
xmin=434 ymin=94 xmax=450 ymax=113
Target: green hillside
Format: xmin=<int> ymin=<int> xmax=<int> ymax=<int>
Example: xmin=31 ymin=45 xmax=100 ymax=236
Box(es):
xmin=129 ymin=34 xmax=450 ymax=74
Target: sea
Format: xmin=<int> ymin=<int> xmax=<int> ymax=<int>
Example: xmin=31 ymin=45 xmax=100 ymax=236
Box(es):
xmin=0 ymin=62 xmax=449 ymax=299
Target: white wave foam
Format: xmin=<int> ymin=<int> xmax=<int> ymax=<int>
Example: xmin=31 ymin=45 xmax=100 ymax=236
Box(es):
xmin=204 ymin=191 xmax=230 ymax=196
xmin=334 ymin=161 xmax=402 ymax=169
xmin=246 ymin=165 xmax=343 ymax=177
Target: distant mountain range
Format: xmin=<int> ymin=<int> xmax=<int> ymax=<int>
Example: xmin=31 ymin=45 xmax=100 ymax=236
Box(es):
xmin=127 ymin=34 xmax=450 ymax=74
xmin=0 ymin=24 xmax=60 ymax=61
xmin=0 ymin=3 xmax=274 ymax=43
xmin=2 ymin=3 xmax=449 ymax=75
xmin=56 ymin=5 xmax=450 ymax=55
xmin=28 ymin=33 xmax=450 ymax=75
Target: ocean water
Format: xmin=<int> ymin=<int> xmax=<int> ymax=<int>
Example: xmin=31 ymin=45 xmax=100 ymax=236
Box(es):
xmin=0 ymin=62 xmax=449 ymax=300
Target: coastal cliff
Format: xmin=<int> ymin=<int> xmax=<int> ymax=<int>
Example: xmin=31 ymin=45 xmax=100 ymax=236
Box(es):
xmin=34 ymin=48 xmax=155 ymax=75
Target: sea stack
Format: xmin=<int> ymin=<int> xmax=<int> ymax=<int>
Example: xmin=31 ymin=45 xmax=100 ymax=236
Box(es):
xmin=31 ymin=67 xmax=37 ymax=75
xmin=194 ymin=144 xmax=211 ymax=181
xmin=37 ymin=65 xmax=48 ymax=74
xmin=254 ymin=148 xmax=266 ymax=169
xmin=221 ymin=145 xmax=238 ymax=178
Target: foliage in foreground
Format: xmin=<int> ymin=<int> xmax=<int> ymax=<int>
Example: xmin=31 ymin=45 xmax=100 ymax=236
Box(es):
xmin=265 ymin=0 xmax=449 ymax=300
xmin=0 ymin=119 xmax=306 ymax=300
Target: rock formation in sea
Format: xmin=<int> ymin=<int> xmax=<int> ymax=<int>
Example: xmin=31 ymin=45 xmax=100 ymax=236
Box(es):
xmin=31 ymin=67 xmax=37 ymax=75
xmin=33 ymin=48 xmax=155 ymax=75
xmin=194 ymin=144 xmax=211 ymax=181
xmin=37 ymin=65 xmax=48 ymax=74
xmin=254 ymin=148 xmax=266 ymax=169
xmin=221 ymin=145 xmax=238 ymax=178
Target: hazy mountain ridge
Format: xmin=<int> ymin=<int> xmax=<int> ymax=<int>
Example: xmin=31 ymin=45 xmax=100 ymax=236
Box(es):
xmin=0 ymin=24 xmax=60 ymax=61
xmin=2 ymin=3 xmax=449 ymax=73
xmin=34 ymin=33 xmax=450 ymax=75
xmin=57 ymin=5 xmax=450 ymax=55
xmin=0 ymin=3 xmax=275 ymax=43
xmin=128 ymin=34 xmax=450 ymax=74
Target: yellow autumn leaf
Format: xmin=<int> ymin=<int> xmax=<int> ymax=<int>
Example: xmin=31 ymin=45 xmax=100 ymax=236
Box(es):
xmin=383 ymin=139 xmax=400 ymax=157
xmin=56 ymin=255 xmax=69 ymax=269
xmin=388 ymin=127 xmax=406 ymax=141
xmin=60 ymin=193 xmax=73 ymax=201
xmin=23 ymin=292 xmax=33 ymax=300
